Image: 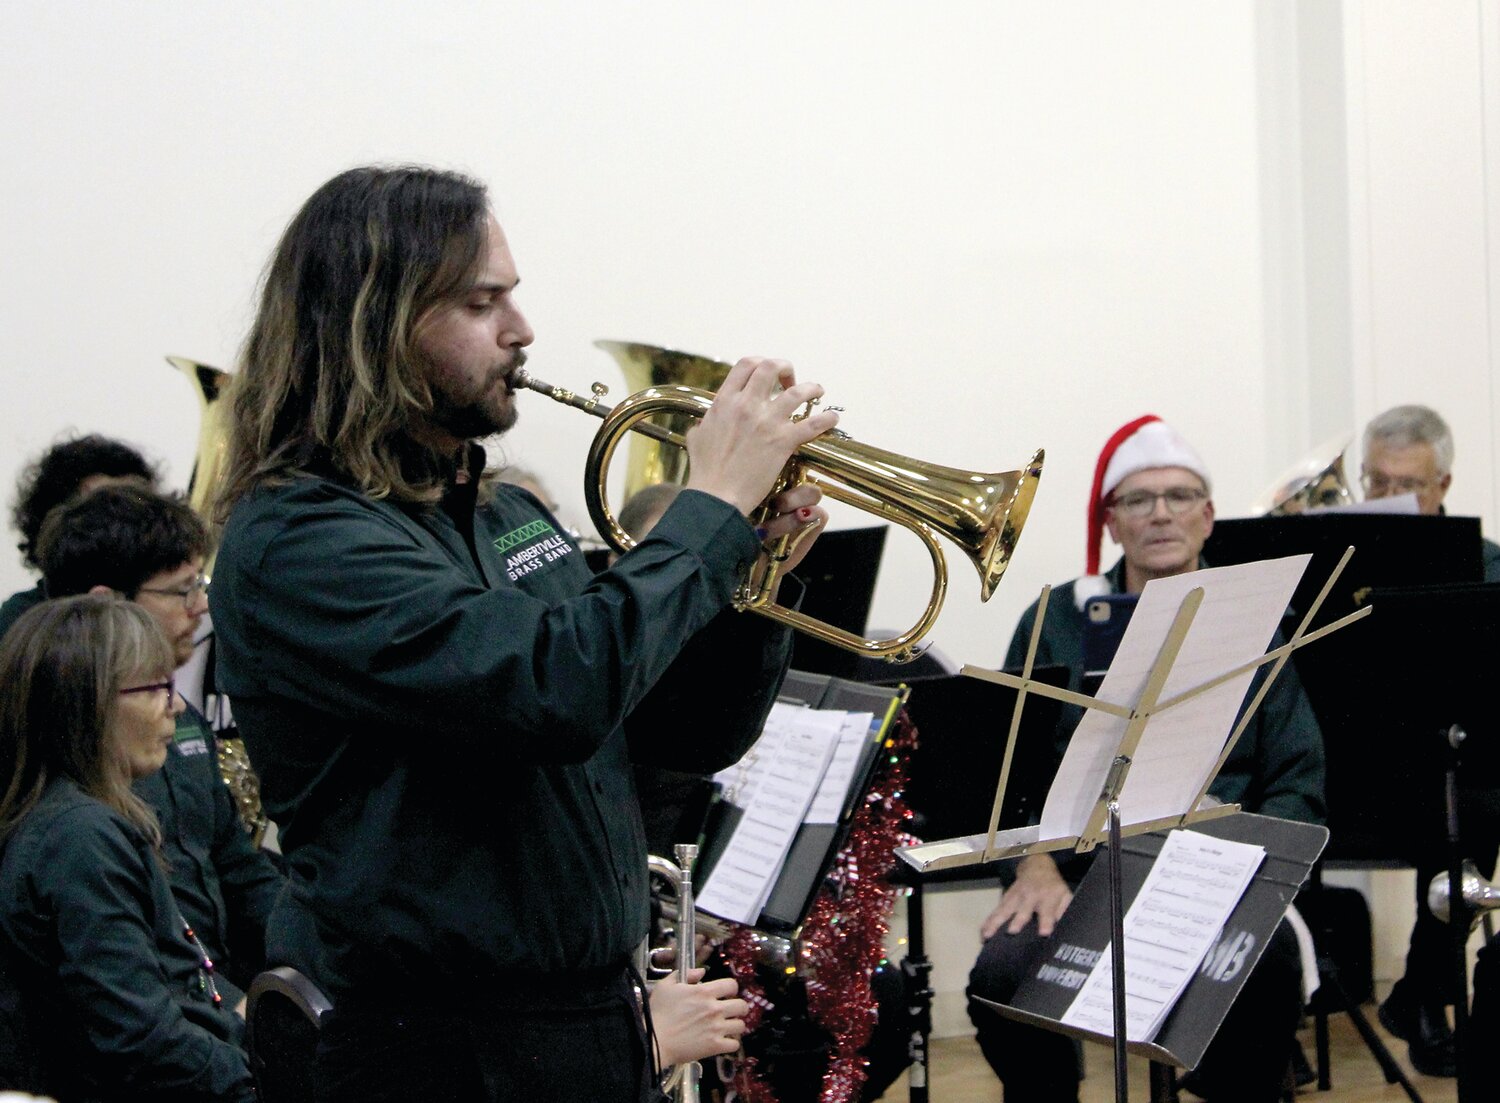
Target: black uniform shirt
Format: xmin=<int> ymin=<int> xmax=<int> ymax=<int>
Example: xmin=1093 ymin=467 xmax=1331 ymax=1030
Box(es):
xmin=133 ymin=703 xmax=285 ymax=1006
xmin=0 ymin=779 xmax=252 ymax=1102
xmin=211 ymin=467 xmax=790 ymax=1004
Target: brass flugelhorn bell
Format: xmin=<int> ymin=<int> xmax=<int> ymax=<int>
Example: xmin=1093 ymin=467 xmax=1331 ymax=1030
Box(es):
xmin=1428 ymin=860 xmax=1500 ymax=928
xmin=516 ymin=343 xmax=1044 ymax=663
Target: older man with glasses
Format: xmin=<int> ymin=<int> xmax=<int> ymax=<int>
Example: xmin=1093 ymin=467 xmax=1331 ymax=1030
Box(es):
xmin=35 ymin=483 xmax=285 ymax=1020
xmin=1361 ymin=403 xmax=1500 ymax=580
xmin=966 ymin=415 xmax=1325 ymax=1103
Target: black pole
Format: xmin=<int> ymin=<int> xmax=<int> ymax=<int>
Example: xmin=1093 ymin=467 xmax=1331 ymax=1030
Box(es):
xmin=902 ymin=880 xmax=933 ymax=1103
xmin=1443 ymin=724 xmax=1470 ymax=1102
xmin=1110 ymin=797 xmax=1128 ymax=1103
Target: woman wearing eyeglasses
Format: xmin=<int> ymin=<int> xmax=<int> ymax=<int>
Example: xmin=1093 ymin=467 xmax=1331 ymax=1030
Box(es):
xmin=0 ymin=595 xmax=254 ymax=1102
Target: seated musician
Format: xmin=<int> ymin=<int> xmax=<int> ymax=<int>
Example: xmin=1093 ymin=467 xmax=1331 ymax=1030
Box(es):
xmin=35 ymin=484 xmax=285 ymax=1015
xmin=1362 ymin=404 xmax=1500 ymax=1077
xmin=967 ymin=415 xmax=1325 ymax=1103
xmin=1 ymin=433 xmax=159 ymax=639
xmin=0 ymin=596 xmax=254 ymax=1101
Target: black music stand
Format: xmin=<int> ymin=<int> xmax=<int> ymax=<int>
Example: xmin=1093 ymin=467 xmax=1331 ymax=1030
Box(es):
xmin=974 ymin=813 xmax=1326 ymax=1071
xmin=879 ymin=666 xmax=1073 ymax=1103
xmin=1205 ymin=514 xmax=1491 ymax=1100
xmin=1357 ymin=581 xmax=1500 ymax=1102
xmin=788 ymin=526 xmax=889 ymax=681
xmin=695 ymin=670 xmax=905 ymax=934
xmin=1205 ymin=513 xmax=1483 ymax=860
xmin=898 ymin=555 xmax=1366 ymax=1103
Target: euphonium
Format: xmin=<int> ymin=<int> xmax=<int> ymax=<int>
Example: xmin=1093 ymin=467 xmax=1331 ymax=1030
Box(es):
xmin=1428 ymin=860 xmax=1500 ymax=928
xmin=169 ymin=355 xmax=271 ymax=845
xmin=515 ymin=349 xmax=1043 ymax=663
xmin=1251 ymin=434 xmax=1354 ymax=515
xmin=167 ymin=356 xmax=235 ymax=520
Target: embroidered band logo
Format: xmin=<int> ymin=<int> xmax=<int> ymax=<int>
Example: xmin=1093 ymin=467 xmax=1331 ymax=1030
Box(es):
xmin=495 ymin=519 xmax=575 ymax=582
xmin=493 ymin=519 xmax=555 ymax=554
xmin=172 ymin=715 xmax=210 ymax=756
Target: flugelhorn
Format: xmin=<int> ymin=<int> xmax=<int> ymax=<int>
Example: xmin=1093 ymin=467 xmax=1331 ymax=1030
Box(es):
xmin=1428 ymin=860 xmax=1500 ymax=928
xmin=515 ymin=362 xmax=1043 ymax=663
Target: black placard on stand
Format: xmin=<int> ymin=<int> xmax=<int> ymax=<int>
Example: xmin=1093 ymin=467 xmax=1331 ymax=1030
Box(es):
xmin=1205 ymin=513 xmax=1488 ymax=860
xmin=975 ymin=812 xmax=1328 ymax=1070
xmin=787 ymin=526 xmax=889 ymax=680
xmin=877 ymin=667 xmax=1071 ymax=849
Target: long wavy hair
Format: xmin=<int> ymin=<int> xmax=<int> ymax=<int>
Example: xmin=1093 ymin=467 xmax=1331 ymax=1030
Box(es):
xmin=215 ymin=165 xmax=491 ymax=517
xmin=0 ymin=595 xmax=173 ymax=846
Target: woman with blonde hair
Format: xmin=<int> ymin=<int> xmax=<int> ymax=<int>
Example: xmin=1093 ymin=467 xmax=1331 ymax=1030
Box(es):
xmin=0 ymin=595 xmax=253 ymax=1102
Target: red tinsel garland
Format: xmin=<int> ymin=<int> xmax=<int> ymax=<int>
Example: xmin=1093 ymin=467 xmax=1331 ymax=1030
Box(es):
xmin=720 ymin=709 xmax=919 ymax=1103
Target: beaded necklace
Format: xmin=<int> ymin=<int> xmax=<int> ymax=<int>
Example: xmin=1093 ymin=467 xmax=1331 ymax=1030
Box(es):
xmin=181 ymin=920 xmax=223 ymax=1007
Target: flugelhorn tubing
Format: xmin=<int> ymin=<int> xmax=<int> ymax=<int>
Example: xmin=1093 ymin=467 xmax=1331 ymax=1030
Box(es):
xmin=515 ymin=368 xmax=1043 ymax=662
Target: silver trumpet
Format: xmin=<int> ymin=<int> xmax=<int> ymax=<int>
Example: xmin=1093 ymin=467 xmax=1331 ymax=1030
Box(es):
xmin=1427 ymin=860 xmax=1500 ymax=927
xmin=641 ymin=843 xmax=701 ymax=1102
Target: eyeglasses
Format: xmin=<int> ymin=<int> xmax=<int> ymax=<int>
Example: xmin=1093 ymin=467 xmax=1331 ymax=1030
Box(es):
xmin=136 ymin=573 xmax=209 ymax=610
xmin=1360 ymin=472 xmax=1442 ymax=497
xmin=1108 ymin=487 xmax=1208 ymax=519
xmin=119 ymin=676 xmax=175 ymax=703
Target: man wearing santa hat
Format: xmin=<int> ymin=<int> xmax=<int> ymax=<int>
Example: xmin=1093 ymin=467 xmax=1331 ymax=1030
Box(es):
xmin=966 ymin=415 xmax=1325 ymax=1103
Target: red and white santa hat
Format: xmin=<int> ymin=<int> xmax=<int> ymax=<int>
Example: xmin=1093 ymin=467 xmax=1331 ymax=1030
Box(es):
xmin=1084 ymin=414 xmax=1212 ymax=577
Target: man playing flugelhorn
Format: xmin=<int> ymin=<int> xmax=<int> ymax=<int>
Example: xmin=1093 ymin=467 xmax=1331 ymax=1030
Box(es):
xmin=209 ymin=165 xmax=833 ymax=1102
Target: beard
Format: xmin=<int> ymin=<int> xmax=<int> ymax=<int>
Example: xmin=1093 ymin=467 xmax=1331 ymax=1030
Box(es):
xmin=428 ymin=352 xmax=525 ymax=440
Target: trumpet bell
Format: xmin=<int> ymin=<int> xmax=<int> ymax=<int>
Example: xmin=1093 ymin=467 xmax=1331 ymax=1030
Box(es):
xmin=1427 ymin=859 xmax=1500 ymax=927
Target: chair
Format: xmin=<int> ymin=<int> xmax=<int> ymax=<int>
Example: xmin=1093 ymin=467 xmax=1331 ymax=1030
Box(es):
xmin=245 ymin=966 xmax=333 ymax=1103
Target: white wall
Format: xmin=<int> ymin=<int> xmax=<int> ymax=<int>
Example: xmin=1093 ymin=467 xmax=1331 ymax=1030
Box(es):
xmin=0 ymin=1 xmax=1287 ymax=669
xmin=5 ymin=0 xmax=1500 ymax=1039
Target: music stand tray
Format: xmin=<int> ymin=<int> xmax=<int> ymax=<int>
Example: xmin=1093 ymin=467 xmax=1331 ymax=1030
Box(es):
xmin=974 ymin=812 xmax=1327 ymax=1070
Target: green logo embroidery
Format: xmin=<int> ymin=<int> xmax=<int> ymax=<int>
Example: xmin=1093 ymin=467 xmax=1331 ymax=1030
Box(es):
xmin=493 ymin=519 xmax=556 ymax=554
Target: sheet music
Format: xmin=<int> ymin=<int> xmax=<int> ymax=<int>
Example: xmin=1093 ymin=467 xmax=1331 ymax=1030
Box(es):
xmin=1039 ymin=555 xmax=1310 ymax=838
xmin=806 ymin=711 xmax=876 ymax=824
xmin=1307 ymin=492 xmax=1419 ymax=515
xmin=696 ymin=716 xmax=841 ymax=924
xmin=713 ymin=701 xmax=806 ymax=808
xmin=1059 ymin=829 xmax=1265 ymax=1041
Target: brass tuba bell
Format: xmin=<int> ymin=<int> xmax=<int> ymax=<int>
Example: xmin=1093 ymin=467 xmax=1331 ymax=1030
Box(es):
xmin=168 ymin=355 xmax=271 ymax=846
xmin=518 ymin=342 xmax=1044 ymax=663
xmin=1251 ymin=434 xmax=1354 ymax=515
xmin=167 ymin=356 xmax=235 ymax=520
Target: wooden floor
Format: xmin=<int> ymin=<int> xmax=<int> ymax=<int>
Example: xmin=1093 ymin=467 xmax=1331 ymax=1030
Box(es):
xmin=880 ymin=1008 xmax=1457 ymax=1102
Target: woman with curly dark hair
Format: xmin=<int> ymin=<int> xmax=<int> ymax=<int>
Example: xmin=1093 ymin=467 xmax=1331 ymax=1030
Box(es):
xmin=1 ymin=435 xmax=159 ymax=638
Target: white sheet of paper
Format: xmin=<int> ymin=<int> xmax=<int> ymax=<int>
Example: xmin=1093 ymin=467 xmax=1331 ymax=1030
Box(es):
xmin=1306 ymin=492 xmax=1419 ymax=515
xmin=712 ymin=701 xmax=805 ymax=808
xmin=1039 ymin=555 xmax=1310 ymax=838
xmin=696 ymin=719 xmax=840 ymax=924
xmin=806 ymin=711 xmax=876 ymax=824
xmin=1059 ymin=829 xmax=1265 ymax=1041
